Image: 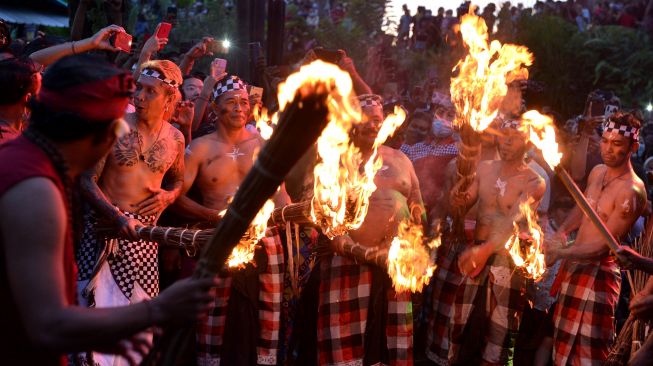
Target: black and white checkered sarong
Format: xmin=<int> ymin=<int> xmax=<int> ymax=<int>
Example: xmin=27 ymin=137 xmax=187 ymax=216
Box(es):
xmin=76 ymin=208 xmax=158 ymax=299
xmin=77 ymin=209 xmax=101 ymax=281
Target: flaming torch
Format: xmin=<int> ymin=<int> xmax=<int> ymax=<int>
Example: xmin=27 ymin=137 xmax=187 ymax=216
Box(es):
xmin=521 ymin=110 xmax=634 ymax=288
xmin=503 ymin=200 xmax=546 ymax=279
xmin=143 ymin=60 xmax=335 ymax=365
xmin=226 ymin=199 xmax=276 ymax=268
xmin=310 ymin=104 xmax=406 ymax=238
xmin=330 ymin=218 xmax=439 ymax=293
xmin=387 ymin=219 xmax=440 ymax=292
xmin=450 ymin=13 xmax=532 ymax=232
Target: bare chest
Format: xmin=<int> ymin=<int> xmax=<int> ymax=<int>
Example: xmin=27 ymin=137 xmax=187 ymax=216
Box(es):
xmin=198 ymin=141 xmax=259 ymax=188
xmin=111 ymin=131 xmax=178 ymax=174
xmin=479 ymin=173 xmax=529 ymax=214
xmin=373 ymin=156 xmax=411 ymax=197
xmin=585 ymin=182 xmax=627 ymax=221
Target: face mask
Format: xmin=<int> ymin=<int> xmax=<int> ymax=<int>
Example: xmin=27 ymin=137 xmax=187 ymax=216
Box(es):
xmin=432 ymin=119 xmax=453 ymax=138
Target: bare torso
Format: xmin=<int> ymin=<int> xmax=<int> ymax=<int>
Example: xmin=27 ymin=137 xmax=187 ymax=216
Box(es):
xmin=99 ymin=113 xmax=183 ymax=212
xmin=474 ymin=160 xmax=544 ymax=241
xmin=349 ymin=146 xmax=423 ymax=247
xmin=576 ymin=165 xmax=645 ymax=249
xmin=188 ymin=130 xmax=262 ymax=211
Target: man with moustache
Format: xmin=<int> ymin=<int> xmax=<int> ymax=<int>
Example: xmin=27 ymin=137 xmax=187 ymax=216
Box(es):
xmin=447 ymin=118 xmax=545 ymax=365
xmin=75 ymin=59 xmax=185 ymax=365
xmin=174 ymin=75 xmax=288 ymax=366
xmin=318 ymin=94 xmax=425 ymax=366
xmin=547 ymin=111 xmax=646 ymax=365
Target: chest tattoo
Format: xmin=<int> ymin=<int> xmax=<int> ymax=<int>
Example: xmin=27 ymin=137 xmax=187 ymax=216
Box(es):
xmin=495 ymin=177 xmax=507 ymax=197
xmin=225 ymin=146 xmax=246 ymax=161
xmin=114 ymin=130 xmax=175 ymax=173
xmin=114 ymin=131 xmax=141 ymax=167
xmin=377 ymin=164 xmax=391 ymax=177
xmin=622 ymin=198 xmax=632 ymax=213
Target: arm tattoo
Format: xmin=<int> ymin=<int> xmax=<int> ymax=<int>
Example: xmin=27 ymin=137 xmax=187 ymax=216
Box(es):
xmin=162 ymin=130 xmax=185 ymax=199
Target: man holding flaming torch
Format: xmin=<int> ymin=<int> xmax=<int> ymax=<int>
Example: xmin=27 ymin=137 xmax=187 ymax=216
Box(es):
xmin=546 ymin=111 xmax=646 ymax=365
xmin=448 ymin=118 xmax=545 ymax=365
xmin=318 ymin=94 xmax=425 ymax=366
xmin=173 ymin=75 xmax=289 ymax=366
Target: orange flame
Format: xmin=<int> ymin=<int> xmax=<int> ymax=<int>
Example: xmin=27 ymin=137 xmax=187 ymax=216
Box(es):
xmin=253 ymin=104 xmax=279 ymax=141
xmin=387 ymin=219 xmax=439 ymax=293
xmin=521 ymin=110 xmax=562 ymax=169
xmin=450 ymin=13 xmax=532 ymax=132
xmin=227 ymin=199 xmax=276 ymax=268
xmin=504 ymin=200 xmax=546 ymax=279
xmin=278 ymin=61 xmax=405 ymax=238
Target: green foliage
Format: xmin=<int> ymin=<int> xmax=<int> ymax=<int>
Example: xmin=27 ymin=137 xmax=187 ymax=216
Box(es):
xmin=313 ymin=0 xmax=391 ymax=74
xmin=516 ymin=14 xmax=653 ymax=117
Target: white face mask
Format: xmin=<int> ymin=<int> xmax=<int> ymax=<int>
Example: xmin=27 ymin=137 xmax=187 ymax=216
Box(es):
xmin=432 ymin=119 xmax=452 ymax=138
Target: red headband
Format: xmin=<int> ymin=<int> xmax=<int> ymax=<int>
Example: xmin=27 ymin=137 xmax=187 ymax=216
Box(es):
xmin=38 ymin=73 xmax=134 ymax=121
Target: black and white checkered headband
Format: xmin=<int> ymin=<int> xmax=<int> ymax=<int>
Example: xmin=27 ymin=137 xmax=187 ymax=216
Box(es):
xmin=357 ymin=94 xmax=383 ymax=109
xmin=141 ymin=68 xmax=179 ymax=88
xmin=213 ymin=75 xmax=247 ymax=100
xmin=603 ymin=121 xmax=639 ymax=140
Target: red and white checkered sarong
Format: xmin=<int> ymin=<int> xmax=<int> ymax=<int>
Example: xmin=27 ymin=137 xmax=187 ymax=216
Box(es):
xmin=552 ymin=258 xmax=620 ymax=366
xmin=317 ymin=255 xmax=413 ymax=366
xmin=448 ymin=251 xmax=528 ymax=364
xmin=197 ymin=235 xmax=284 ymax=366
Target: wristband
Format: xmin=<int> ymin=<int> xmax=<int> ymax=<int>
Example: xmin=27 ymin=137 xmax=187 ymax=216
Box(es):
xmin=71 ymin=41 xmax=77 ymax=54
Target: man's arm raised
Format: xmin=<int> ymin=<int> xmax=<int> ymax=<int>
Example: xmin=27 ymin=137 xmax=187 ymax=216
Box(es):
xmin=0 ymin=178 xmax=216 ymax=353
xmin=80 ymin=154 xmax=142 ymax=240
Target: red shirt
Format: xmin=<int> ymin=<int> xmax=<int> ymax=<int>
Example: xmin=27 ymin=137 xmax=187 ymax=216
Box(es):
xmin=0 ymin=136 xmax=77 ymax=365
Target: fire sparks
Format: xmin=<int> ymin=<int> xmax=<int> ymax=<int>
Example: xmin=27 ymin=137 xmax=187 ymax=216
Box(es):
xmin=277 ymin=61 xmax=406 ymax=238
xmin=253 ymin=104 xmax=279 ymax=140
xmin=227 ymin=199 xmax=276 ymax=268
xmin=450 ymin=12 xmax=532 ymax=132
xmin=387 ymin=219 xmax=439 ymax=293
xmin=521 ymin=110 xmax=562 ymax=169
xmin=504 ymin=200 xmax=546 ymax=280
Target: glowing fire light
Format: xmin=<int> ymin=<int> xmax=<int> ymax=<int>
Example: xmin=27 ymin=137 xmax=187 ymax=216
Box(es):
xmin=521 ymin=110 xmax=562 ymax=169
xmin=227 ymin=199 xmax=276 ymax=268
xmin=387 ymin=219 xmax=439 ymax=293
xmin=253 ymin=104 xmax=279 ymax=140
xmin=450 ymin=13 xmax=532 ymax=132
xmin=504 ymin=200 xmax=546 ymax=279
xmin=276 ymin=60 xmax=405 ymax=238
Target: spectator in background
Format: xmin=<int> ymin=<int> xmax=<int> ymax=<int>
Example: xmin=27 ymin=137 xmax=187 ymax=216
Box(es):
xmin=181 ymin=74 xmax=205 ymax=103
xmin=0 ymin=57 xmax=41 ymax=144
xmin=482 ymin=3 xmax=498 ymax=33
xmin=398 ymin=4 xmax=412 ymax=47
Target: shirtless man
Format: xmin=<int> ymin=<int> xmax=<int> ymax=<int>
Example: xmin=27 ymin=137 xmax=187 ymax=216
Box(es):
xmin=318 ymin=94 xmax=424 ymax=366
xmin=447 ymin=118 xmax=545 ymax=365
xmin=175 ymin=75 xmax=288 ymax=366
xmin=425 ymin=121 xmax=499 ymax=365
xmin=76 ymin=59 xmax=185 ymax=365
xmin=546 ymin=111 xmax=646 ymax=365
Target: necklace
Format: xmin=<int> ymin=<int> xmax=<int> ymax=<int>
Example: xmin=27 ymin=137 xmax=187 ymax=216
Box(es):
xmin=137 ymin=123 xmax=164 ymax=161
xmin=601 ymin=170 xmax=628 ymax=191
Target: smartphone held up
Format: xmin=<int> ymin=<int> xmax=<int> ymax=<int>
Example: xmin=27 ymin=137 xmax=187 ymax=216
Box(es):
xmin=110 ymin=31 xmax=132 ymax=53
